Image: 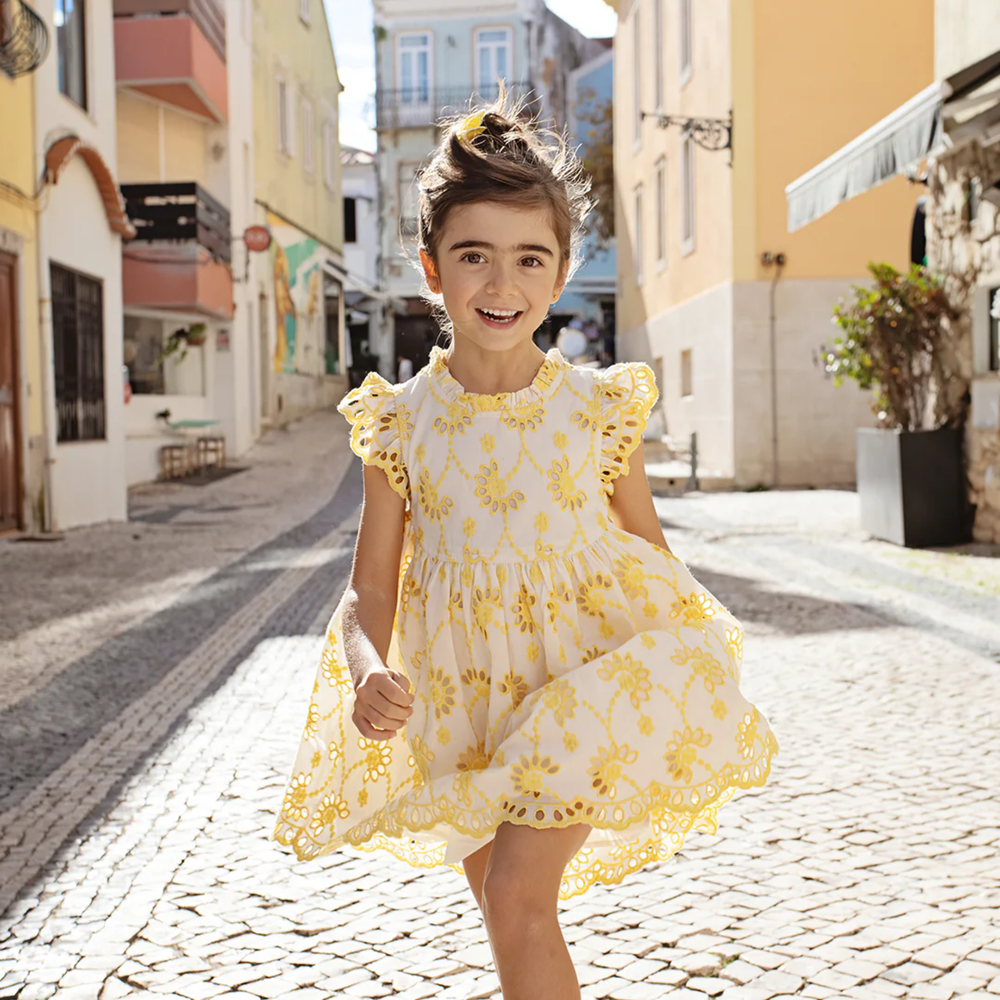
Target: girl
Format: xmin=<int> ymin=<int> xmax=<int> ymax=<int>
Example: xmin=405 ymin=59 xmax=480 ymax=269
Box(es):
xmin=273 ymin=87 xmax=778 ymax=999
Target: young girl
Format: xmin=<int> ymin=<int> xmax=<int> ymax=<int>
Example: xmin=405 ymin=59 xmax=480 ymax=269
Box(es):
xmin=273 ymin=88 xmax=778 ymax=999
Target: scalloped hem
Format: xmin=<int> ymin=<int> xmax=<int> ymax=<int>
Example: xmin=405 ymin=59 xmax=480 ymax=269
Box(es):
xmin=272 ymin=733 xmax=776 ymax=900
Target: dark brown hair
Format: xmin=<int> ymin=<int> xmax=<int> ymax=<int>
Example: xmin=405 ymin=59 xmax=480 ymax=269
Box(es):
xmin=415 ymin=83 xmax=593 ymax=294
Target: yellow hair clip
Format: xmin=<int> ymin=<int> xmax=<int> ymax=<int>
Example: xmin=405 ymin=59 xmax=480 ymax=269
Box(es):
xmin=458 ymin=110 xmax=487 ymax=146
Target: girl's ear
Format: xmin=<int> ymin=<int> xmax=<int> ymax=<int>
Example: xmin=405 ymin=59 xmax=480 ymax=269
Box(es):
xmin=420 ymin=249 xmax=442 ymax=294
xmin=551 ymin=260 xmax=570 ymax=303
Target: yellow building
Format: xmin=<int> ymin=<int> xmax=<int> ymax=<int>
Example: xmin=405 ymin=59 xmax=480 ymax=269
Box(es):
xmin=611 ymin=0 xmax=935 ymax=487
xmin=251 ymin=0 xmax=346 ymax=427
xmin=0 ymin=28 xmax=41 ymax=533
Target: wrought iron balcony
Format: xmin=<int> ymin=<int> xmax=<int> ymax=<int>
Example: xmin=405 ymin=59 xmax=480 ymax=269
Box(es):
xmin=121 ymin=182 xmax=231 ymax=263
xmin=375 ymin=82 xmax=538 ymax=130
xmin=0 ymin=0 xmax=49 ymax=77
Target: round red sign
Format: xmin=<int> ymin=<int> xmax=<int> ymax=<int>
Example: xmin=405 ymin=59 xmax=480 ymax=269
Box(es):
xmin=243 ymin=225 xmax=272 ymax=253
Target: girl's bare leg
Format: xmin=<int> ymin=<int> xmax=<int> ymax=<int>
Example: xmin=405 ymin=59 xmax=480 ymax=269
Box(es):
xmin=478 ymin=822 xmax=592 ymax=1000
xmin=463 ymin=839 xmax=492 ymax=911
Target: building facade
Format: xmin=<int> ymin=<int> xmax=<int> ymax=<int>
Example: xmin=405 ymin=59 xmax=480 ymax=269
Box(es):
xmin=115 ymin=0 xmax=257 ymax=485
xmin=1 ymin=1 xmax=45 ymax=534
xmin=31 ymin=0 xmax=133 ymax=530
xmin=251 ymin=0 xmax=347 ymax=429
xmin=373 ymin=0 xmax=610 ymax=377
xmin=929 ymin=4 xmax=1000 ymax=542
xmin=612 ymin=0 xmax=934 ymax=487
xmin=341 ymin=145 xmax=388 ymax=385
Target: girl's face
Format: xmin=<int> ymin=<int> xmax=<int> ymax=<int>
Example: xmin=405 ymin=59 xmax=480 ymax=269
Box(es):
xmin=420 ymin=201 xmax=568 ymax=352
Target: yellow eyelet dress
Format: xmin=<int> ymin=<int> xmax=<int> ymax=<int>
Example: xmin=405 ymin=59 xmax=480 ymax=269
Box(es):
xmin=272 ymin=345 xmax=778 ymax=899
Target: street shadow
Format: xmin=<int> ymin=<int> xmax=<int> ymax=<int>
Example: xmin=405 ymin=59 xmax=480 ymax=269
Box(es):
xmin=685 ymin=563 xmax=902 ymax=636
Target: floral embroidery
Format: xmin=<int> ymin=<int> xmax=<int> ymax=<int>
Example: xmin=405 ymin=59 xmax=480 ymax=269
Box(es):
xmin=665 ymin=727 xmax=712 ymax=784
xmin=548 ymin=455 xmax=586 ymax=510
xmin=736 ymin=709 xmax=760 ymax=760
xmin=360 ymin=739 xmax=393 ymax=784
xmin=433 ymin=400 xmax=474 ymax=436
xmin=501 ymin=401 xmax=545 ymax=432
xmin=511 ymin=584 xmax=538 ymax=634
xmin=474 ymin=460 xmax=526 ymax=514
xmin=588 ymin=743 xmax=638 ymax=798
xmin=511 ymin=753 xmax=560 ymax=797
xmin=597 ymin=651 xmax=652 ymax=710
xmin=428 ymin=667 xmax=457 ymax=719
xmin=418 ymin=469 xmax=454 ymax=522
xmin=542 ymin=678 xmax=577 ymax=726
xmin=614 ymin=553 xmax=649 ymax=600
xmin=497 ymin=668 xmax=529 ymax=708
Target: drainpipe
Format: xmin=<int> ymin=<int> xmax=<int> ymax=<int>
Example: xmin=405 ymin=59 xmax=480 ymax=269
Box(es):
xmin=35 ymin=194 xmax=56 ymax=534
xmin=760 ymin=251 xmax=785 ymax=489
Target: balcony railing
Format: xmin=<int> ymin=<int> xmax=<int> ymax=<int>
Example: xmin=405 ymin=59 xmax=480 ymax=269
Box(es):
xmin=121 ymin=182 xmax=231 ymax=264
xmin=112 ymin=0 xmax=225 ymax=61
xmin=376 ymin=82 xmax=538 ymax=131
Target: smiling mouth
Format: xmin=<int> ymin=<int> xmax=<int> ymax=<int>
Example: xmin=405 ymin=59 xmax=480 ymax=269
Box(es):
xmin=477 ymin=308 xmax=523 ymax=326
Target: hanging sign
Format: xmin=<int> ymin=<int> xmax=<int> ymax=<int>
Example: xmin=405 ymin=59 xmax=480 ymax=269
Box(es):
xmin=243 ymin=225 xmax=272 ymax=253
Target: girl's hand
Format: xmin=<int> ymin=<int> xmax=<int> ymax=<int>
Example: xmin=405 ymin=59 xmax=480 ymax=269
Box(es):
xmin=353 ymin=668 xmax=414 ymax=741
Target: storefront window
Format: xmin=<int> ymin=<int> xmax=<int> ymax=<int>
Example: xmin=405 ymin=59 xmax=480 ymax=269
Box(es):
xmin=124 ymin=316 xmax=205 ymax=396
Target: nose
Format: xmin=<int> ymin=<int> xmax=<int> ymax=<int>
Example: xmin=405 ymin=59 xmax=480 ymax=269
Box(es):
xmin=485 ymin=260 xmax=516 ymax=297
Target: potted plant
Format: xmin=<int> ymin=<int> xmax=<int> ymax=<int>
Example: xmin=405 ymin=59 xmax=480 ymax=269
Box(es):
xmin=822 ymin=262 xmax=969 ymax=548
xmin=157 ymin=324 xmax=207 ymax=366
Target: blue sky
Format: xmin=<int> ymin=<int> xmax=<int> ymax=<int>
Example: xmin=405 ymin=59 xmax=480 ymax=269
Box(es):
xmin=324 ymin=0 xmax=618 ymax=152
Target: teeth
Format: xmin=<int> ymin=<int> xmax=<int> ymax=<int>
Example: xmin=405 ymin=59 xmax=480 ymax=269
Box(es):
xmin=481 ymin=309 xmax=519 ymax=319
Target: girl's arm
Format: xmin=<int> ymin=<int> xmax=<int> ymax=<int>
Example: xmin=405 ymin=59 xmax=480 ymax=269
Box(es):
xmin=341 ymin=463 xmax=414 ymax=741
xmin=607 ymin=440 xmax=673 ymax=555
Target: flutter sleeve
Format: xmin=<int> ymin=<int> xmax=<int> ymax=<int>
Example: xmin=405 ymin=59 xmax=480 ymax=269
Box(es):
xmin=596 ymin=361 xmax=659 ymax=498
xmin=336 ymin=372 xmax=411 ymax=505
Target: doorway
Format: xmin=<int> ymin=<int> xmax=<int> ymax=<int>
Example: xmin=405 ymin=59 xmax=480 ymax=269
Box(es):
xmin=0 ymin=251 xmax=22 ymax=531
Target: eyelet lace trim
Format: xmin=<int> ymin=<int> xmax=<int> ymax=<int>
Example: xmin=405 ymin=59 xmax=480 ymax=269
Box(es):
xmin=597 ymin=362 xmax=659 ymax=499
xmin=337 ymin=372 xmax=411 ymax=505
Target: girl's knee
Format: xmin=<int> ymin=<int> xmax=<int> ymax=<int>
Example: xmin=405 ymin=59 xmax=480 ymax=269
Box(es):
xmin=481 ymin=861 xmax=555 ymax=938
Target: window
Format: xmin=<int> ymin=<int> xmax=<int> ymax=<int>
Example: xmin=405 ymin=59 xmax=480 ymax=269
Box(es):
xmin=298 ymin=0 xmax=309 ymax=23
xmin=51 ymin=263 xmax=104 ymax=443
xmin=681 ymin=136 xmax=695 ymax=255
xmin=653 ymin=0 xmax=664 ymax=111
xmin=681 ymin=349 xmax=693 ymax=398
xmin=632 ymin=7 xmax=642 ymax=146
xmin=397 ymin=33 xmax=431 ymax=105
xmin=634 ymin=184 xmax=644 ymax=286
xmin=475 ymin=28 xmax=511 ymax=98
xmin=301 ymin=97 xmax=315 ymax=173
xmin=399 ymin=163 xmax=421 ymax=237
xmin=344 ymin=198 xmax=357 ymax=243
xmin=680 ymin=0 xmax=692 ymax=84
xmin=277 ymin=76 xmax=292 ymax=155
xmin=54 ymin=0 xmax=86 ymax=109
xmin=990 ymin=288 xmax=1000 ymax=372
xmin=323 ymin=118 xmax=336 ymax=190
xmin=655 ymin=157 xmax=666 ymax=267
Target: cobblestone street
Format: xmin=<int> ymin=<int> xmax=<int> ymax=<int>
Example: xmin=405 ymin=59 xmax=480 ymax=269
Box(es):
xmin=1 ymin=410 xmax=1000 ymax=1000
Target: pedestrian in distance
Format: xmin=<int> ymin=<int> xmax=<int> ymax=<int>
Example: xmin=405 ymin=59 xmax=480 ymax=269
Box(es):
xmin=273 ymin=83 xmax=779 ymax=1000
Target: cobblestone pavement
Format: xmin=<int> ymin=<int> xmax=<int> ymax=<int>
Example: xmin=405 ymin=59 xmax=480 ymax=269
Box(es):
xmin=1 ymin=412 xmax=1000 ymax=1000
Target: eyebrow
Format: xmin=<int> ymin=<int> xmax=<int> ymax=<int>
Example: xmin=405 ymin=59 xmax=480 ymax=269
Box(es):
xmin=448 ymin=239 xmax=555 ymax=257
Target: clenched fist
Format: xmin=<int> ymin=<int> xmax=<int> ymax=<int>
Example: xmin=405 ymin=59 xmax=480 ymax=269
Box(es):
xmin=353 ymin=668 xmax=414 ymax=740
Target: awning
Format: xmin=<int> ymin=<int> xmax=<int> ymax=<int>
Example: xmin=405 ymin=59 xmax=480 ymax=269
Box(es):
xmin=786 ymin=47 xmax=1000 ymax=232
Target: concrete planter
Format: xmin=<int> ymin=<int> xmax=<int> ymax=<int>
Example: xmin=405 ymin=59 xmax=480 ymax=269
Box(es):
xmin=856 ymin=427 xmax=969 ymax=548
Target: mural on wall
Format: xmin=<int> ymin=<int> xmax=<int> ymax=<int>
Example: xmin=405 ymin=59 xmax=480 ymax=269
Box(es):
xmin=268 ymin=212 xmax=325 ymax=375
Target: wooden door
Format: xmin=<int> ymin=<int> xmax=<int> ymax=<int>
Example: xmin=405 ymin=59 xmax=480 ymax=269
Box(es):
xmin=0 ymin=251 xmax=21 ymax=532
